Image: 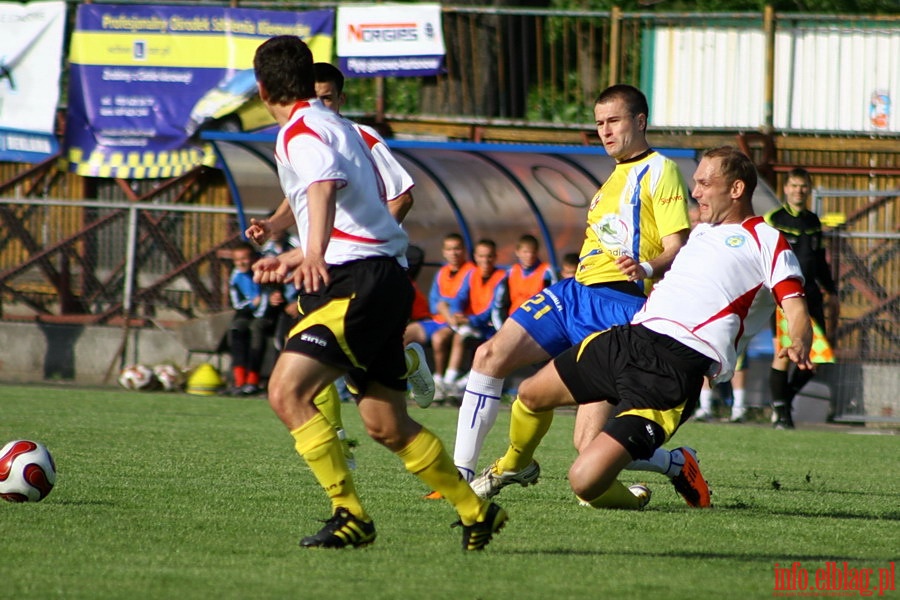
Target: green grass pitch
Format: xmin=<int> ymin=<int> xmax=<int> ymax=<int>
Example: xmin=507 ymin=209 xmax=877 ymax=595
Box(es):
xmin=1 ymin=385 xmax=897 ymax=599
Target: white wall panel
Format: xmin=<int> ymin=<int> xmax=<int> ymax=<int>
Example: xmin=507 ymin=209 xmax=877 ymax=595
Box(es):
xmin=775 ymin=28 xmax=899 ymax=132
xmin=650 ymin=25 xmax=899 ymax=133
xmin=650 ymin=26 xmax=766 ymax=128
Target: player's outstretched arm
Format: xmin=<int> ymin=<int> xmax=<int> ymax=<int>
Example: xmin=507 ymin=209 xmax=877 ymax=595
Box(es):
xmin=778 ymin=296 xmax=814 ymax=370
xmin=245 ymin=197 xmax=294 ymax=245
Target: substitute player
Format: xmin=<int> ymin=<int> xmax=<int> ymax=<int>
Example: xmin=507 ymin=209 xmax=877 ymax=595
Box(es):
xmin=473 ymin=146 xmax=813 ymax=508
xmin=250 ymin=36 xmax=505 ymax=550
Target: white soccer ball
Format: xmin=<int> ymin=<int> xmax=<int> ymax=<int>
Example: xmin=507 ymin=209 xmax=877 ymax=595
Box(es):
xmin=153 ymin=364 xmax=184 ymax=392
xmin=0 ymin=440 xmax=57 ymax=502
xmin=118 ymin=364 xmax=159 ymax=391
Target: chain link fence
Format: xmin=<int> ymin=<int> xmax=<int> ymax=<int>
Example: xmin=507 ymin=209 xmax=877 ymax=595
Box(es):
xmin=0 ymin=197 xmax=263 ymax=324
xmin=815 ymin=189 xmax=900 ymax=424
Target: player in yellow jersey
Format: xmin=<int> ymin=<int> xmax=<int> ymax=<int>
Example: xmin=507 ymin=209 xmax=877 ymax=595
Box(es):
xmin=456 ymin=85 xmax=709 ymax=508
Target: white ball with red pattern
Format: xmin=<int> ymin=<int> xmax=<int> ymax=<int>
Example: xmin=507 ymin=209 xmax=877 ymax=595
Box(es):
xmin=0 ymin=440 xmax=57 ymax=502
xmin=118 ymin=364 xmax=159 ymax=391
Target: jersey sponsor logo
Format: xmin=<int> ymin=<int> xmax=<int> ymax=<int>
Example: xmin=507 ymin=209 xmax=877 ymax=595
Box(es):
xmin=658 ymin=193 xmax=685 ymax=205
xmin=725 ymin=235 xmax=746 ymax=248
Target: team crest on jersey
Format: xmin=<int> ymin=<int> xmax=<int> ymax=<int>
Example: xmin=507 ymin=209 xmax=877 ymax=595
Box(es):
xmin=589 ymin=190 xmax=602 ymax=212
xmin=592 ymin=214 xmax=631 ymax=255
xmin=725 ymin=235 xmax=746 ymax=248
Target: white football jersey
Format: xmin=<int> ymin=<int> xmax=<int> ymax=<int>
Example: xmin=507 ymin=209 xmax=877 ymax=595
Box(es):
xmin=275 ymin=99 xmax=408 ymax=266
xmin=632 ymin=216 xmax=805 ymax=383
xmin=354 ymin=123 xmax=414 ymax=202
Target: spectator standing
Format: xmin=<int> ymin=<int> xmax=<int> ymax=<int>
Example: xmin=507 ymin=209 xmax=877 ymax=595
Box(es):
xmin=764 ymin=168 xmax=838 ymax=429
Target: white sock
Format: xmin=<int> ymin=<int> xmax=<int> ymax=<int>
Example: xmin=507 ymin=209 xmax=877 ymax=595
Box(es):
xmin=433 ymin=374 xmax=444 ymax=389
xmin=698 ymin=388 xmax=713 ymax=413
xmin=732 ymin=388 xmax=746 ymax=411
xmin=625 ymin=447 xmax=673 ymax=476
xmin=444 ymin=368 xmax=460 ymax=384
xmin=453 ymin=370 xmax=504 ymax=481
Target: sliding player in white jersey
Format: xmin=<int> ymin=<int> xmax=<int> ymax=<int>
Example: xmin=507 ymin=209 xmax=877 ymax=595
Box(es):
xmin=472 ymin=146 xmax=813 ymax=510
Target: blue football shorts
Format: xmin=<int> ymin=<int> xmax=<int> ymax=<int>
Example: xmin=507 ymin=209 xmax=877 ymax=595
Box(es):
xmin=509 ymin=277 xmax=648 ymax=357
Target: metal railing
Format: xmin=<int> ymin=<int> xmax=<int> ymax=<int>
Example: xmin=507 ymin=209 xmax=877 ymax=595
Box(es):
xmin=815 ymin=189 xmax=900 ymax=423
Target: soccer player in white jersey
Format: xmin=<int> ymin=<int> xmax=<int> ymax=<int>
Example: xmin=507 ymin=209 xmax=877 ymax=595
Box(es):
xmin=312 ymin=62 xmax=415 ymax=222
xmin=250 ymin=36 xmax=505 ymax=550
xmin=245 ymin=63 xmax=434 ymax=466
xmin=472 ymin=146 xmax=814 ymax=509
xmin=245 ymin=64 xmax=415 ymax=234
xmin=453 ymin=84 xmax=709 ymax=508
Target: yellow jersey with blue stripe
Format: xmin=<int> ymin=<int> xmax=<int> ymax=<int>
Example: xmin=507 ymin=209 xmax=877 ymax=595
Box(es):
xmin=576 ymin=150 xmax=690 ymax=286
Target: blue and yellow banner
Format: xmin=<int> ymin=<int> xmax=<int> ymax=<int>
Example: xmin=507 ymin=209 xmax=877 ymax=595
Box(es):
xmin=64 ymin=4 xmax=334 ymax=179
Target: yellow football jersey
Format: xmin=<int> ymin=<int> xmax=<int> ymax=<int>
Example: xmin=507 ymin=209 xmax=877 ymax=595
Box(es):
xmin=576 ymin=150 xmax=690 ymax=286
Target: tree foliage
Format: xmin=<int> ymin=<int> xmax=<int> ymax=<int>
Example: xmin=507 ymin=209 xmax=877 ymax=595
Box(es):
xmin=549 ymin=0 xmax=900 ymax=13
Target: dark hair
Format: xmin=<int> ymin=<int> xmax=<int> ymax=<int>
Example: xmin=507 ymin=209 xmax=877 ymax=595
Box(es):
xmin=253 ymin=36 xmax=315 ymax=104
xmin=443 ymin=233 xmax=464 ymax=244
xmin=313 ymin=62 xmax=345 ymax=95
xmin=232 ymin=240 xmax=256 ymax=256
xmin=517 ymin=234 xmax=539 ymax=249
xmin=786 ymin=167 xmax=812 ymax=186
xmin=595 ymin=84 xmax=649 ymax=121
xmin=562 ymin=252 xmax=579 ymax=266
xmin=702 ymin=146 xmax=758 ymax=199
xmin=475 ymin=239 xmax=497 ymax=252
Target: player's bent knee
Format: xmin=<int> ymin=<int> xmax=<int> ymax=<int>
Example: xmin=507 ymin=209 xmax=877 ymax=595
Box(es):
xmin=516 ymin=382 xmax=542 ymax=411
xmin=517 ymin=376 xmax=561 ymax=412
xmin=363 ymin=421 xmax=408 ymax=451
xmin=471 ymin=337 xmax=511 ymax=377
xmin=568 ymin=459 xmax=600 ymax=499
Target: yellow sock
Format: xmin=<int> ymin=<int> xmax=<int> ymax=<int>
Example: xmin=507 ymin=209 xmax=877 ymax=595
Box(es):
xmin=313 ymin=384 xmax=344 ymax=431
xmin=580 ymin=480 xmax=641 ymax=510
xmin=291 ymin=412 xmax=367 ymax=521
xmin=397 ymin=428 xmax=486 ymax=526
xmin=497 ymin=398 xmax=554 ymax=473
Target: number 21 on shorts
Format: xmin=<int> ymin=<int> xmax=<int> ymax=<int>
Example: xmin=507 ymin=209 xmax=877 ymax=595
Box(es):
xmin=519 ymin=293 xmax=552 ymax=320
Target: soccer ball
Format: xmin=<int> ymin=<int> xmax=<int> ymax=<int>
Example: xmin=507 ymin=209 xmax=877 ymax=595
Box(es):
xmin=153 ymin=364 xmax=184 ymax=392
xmin=118 ymin=364 xmax=160 ymax=391
xmin=0 ymin=440 xmax=57 ymax=502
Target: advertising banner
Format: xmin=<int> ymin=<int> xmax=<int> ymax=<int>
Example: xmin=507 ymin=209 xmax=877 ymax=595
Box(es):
xmin=336 ymin=4 xmax=444 ymax=78
xmin=65 ymin=4 xmax=334 ymax=179
xmin=0 ymin=1 xmax=65 ymax=163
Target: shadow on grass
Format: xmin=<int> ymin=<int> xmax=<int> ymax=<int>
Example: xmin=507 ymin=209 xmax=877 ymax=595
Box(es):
xmin=728 ymin=485 xmax=898 ymax=499
xmin=718 ymin=504 xmax=900 ymax=521
xmin=506 ymin=547 xmax=887 ymax=561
